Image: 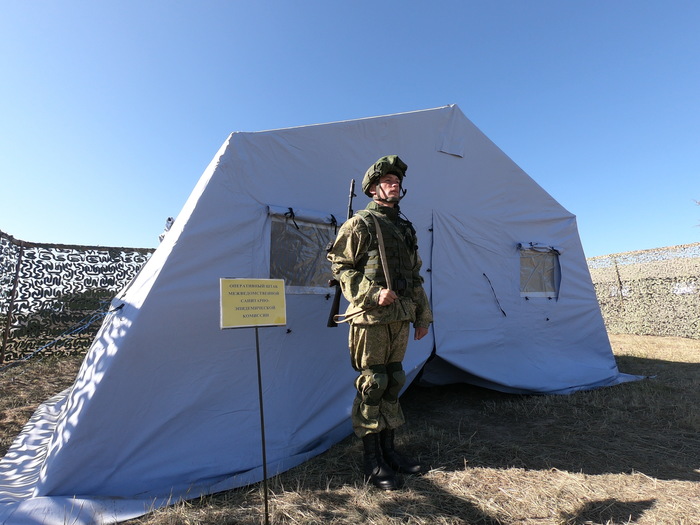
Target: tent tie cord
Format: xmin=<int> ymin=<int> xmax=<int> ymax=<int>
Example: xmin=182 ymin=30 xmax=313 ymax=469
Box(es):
xmin=517 ymin=242 xmax=560 ymax=255
xmin=483 ymin=273 xmax=507 ymax=317
xmin=284 ymin=208 xmax=299 ymax=229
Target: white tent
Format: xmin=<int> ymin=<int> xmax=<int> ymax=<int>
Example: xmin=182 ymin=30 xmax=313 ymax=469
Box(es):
xmin=0 ymin=105 xmax=636 ymax=524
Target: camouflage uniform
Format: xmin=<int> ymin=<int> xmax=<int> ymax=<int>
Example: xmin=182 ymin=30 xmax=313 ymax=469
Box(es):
xmin=328 ymin=200 xmax=433 ymax=437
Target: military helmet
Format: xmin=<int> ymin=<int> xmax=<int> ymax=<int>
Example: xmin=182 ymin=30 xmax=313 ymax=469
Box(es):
xmin=361 ymin=155 xmax=408 ymax=197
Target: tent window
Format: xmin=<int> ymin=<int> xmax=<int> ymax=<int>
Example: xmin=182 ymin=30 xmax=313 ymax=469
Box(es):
xmin=269 ymin=214 xmax=335 ymax=293
xmin=518 ymin=243 xmax=560 ymax=298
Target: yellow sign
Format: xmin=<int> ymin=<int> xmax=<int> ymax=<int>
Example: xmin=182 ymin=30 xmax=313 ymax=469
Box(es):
xmin=220 ymin=278 xmax=287 ymax=329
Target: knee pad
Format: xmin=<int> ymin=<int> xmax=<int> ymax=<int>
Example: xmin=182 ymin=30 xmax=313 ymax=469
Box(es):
xmin=384 ymin=362 xmax=406 ymax=402
xmin=355 ymin=365 xmax=388 ymax=406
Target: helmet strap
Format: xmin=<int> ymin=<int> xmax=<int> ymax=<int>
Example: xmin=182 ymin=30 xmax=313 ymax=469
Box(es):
xmin=373 ymin=183 xmax=400 ymax=204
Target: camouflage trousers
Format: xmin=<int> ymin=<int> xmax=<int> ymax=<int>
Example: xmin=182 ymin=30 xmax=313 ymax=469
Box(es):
xmin=349 ymin=321 xmax=410 ymax=438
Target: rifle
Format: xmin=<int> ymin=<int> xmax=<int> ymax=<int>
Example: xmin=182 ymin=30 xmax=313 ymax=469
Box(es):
xmin=327 ymin=178 xmax=356 ymax=327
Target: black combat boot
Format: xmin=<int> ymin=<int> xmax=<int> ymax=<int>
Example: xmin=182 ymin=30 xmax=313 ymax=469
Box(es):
xmin=380 ymin=428 xmax=422 ymax=475
xmin=362 ymin=433 xmax=399 ymax=490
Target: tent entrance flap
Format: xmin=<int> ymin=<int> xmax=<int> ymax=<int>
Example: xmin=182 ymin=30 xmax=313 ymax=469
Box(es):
xmin=430 ymin=210 xmax=511 ymax=333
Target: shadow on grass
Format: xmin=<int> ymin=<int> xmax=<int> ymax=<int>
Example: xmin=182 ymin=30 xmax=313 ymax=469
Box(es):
xmin=301 ymin=479 xmax=504 ymax=524
xmin=399 ymin=355 xmax=700 ymax=483
xmin=560 ymin=497 xmax=656 ymax=525
xmin=248 ymin=353 xmax=697 ymax=523
xmin=141 ymin=353 xmax=695 ymax=524
xmin=261 ymin=432 xmax=505 ymax=524
xmin=382 ymin=475 xmax=505 ymax=525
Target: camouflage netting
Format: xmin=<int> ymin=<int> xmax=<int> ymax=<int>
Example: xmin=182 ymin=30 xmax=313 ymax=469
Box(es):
xmin=588 ymin=243 xmax=700 ymax=340
xmin=1 ymin=230 xmax=153 ymax=363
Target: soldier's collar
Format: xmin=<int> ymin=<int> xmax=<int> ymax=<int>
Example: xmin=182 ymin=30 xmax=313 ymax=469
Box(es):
xmin=367 ymin=201 xmax=399 ymax=219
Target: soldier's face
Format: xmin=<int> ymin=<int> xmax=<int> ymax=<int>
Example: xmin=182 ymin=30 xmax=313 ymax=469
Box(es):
xmin=371 ymin=174 xmax=401 ymax=204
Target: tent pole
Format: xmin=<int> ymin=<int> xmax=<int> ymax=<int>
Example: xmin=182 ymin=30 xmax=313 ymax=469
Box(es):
xmin=1 ymin=242 xmax=24 ymax=364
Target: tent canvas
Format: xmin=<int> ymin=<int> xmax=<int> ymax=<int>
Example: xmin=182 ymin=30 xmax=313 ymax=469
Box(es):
xmin=0 ymin=105 xmax=636 ymax=524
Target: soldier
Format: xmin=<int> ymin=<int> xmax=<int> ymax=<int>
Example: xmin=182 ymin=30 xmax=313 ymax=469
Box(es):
xmin=327 ymin=155 xmax=433 ymax=490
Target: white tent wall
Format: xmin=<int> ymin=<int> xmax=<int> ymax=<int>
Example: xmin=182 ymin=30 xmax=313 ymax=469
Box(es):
xmin=395 ymin=107 xmax=618 ymax=393
xmin=0 ymin=105 xmax=631 ymax=524
xmin=423 ymin=210 xmax=618 ymax=393
xmin=31 ymin=138 xmax=369 ymax=499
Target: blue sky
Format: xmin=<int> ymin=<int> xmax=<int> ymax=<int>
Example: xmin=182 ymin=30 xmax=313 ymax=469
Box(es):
xmin=1 ymin=1 xmax=698 ymax=258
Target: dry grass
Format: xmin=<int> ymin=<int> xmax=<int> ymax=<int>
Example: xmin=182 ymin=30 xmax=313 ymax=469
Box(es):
xmin=1 ymin=334 xmax=699 ymax=524
xmin=0 ymin=354 xmax=84 ymax=455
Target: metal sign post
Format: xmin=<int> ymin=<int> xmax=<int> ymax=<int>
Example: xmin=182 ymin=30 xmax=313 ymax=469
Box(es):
xmin=220 ymin=278 xmax=287 ymax=525
xmin=254 ymin=325 xmax=269 ymax=524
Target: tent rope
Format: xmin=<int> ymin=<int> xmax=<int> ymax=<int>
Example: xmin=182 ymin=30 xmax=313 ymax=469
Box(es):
xmin=284 ymin=208 xmax=299 ymax=229
xmin=483 ymin=273 xmax=507 ymax=317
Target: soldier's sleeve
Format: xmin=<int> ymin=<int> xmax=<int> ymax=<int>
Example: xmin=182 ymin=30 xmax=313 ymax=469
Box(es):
xmin=326 ymin=218 xmax=383 ymax=309
xmin=411 ymin=247 xmax=433 ymax=328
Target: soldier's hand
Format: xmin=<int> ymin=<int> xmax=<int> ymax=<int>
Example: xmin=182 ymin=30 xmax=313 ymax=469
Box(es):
xmin=378 ymin=288 xmax=398 ymax=306
xmin=414 ymin=326 xmax=429 ymax=340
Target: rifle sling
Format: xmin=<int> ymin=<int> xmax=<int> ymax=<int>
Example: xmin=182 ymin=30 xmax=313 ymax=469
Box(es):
xmin=334 ymin=211 xmax=392 ymax=324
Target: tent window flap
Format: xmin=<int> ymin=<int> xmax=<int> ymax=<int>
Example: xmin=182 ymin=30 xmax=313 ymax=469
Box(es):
xmin=518 ymin=243 xmax=561 ymax=298
xmin=269 ymin=208 xmax=335 ymax=293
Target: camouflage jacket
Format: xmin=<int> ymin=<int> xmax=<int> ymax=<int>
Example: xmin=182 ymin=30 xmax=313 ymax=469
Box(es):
xmin=327 ymin=201 xmax=433 ymax=327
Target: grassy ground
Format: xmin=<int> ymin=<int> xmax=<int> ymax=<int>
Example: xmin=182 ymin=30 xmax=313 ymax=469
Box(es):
xmin=1 ymin=334 xmax=699 ymax=524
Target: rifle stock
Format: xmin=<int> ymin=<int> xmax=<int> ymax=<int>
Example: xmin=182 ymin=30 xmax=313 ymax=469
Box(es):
xmin=327 ymin=179 xmax=356 ymax=327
